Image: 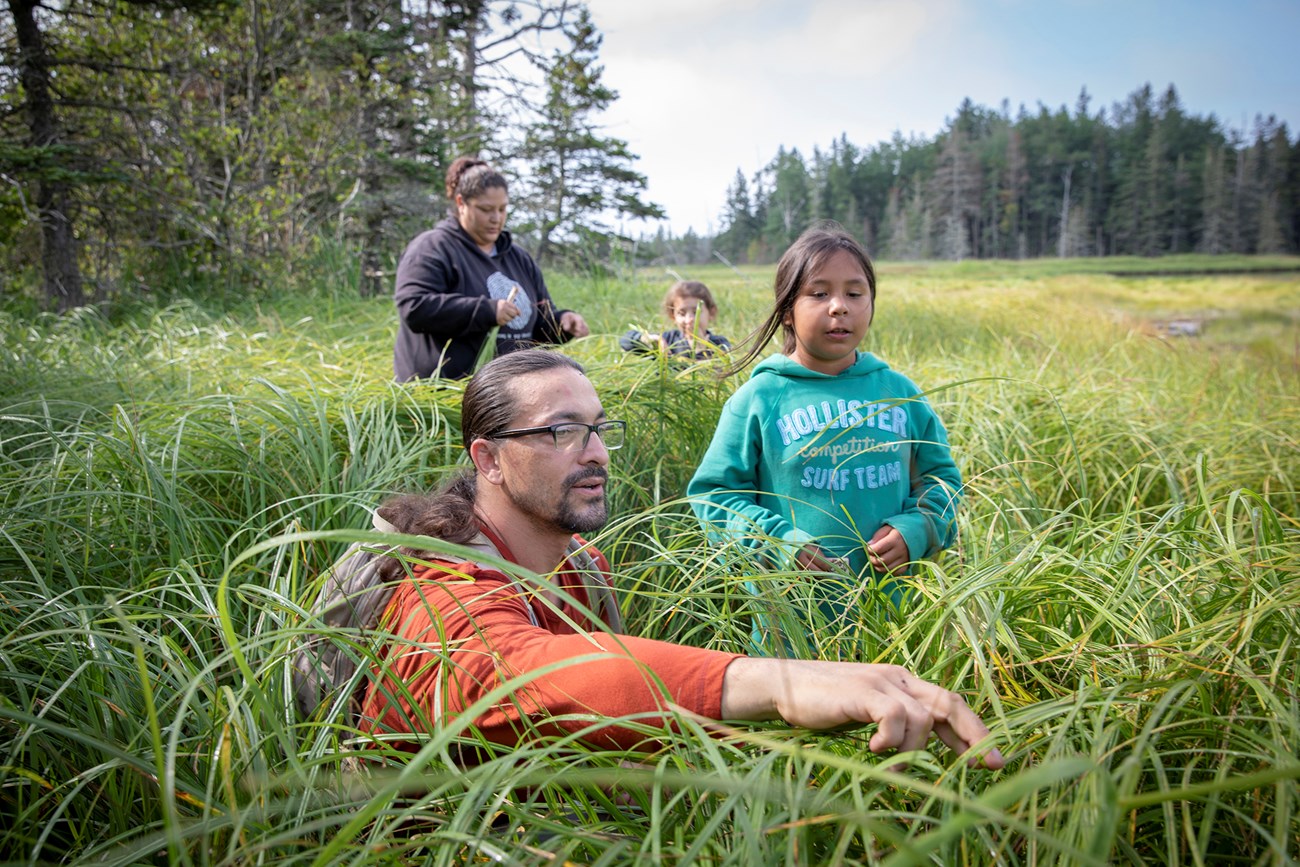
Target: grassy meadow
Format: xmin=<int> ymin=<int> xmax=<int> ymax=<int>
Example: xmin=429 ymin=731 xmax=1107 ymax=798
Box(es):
xmin=1 ymin=255 xmax=1297 ymax=864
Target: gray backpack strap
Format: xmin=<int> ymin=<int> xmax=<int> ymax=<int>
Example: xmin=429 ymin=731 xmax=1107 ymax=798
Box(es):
xmin=565 ymin=538 xmax=624 ymax=633
xmin=461 ymin=532 xmax=621 ymax=631
xmin=292 ymin=511 xmax=403 ymax=721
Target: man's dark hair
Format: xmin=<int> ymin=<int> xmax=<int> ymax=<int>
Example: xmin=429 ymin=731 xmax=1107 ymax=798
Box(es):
xmin=379 ymin=349 xmax=588 ymax=544
xmin=461 ymin=348 xmax=586 ymax=444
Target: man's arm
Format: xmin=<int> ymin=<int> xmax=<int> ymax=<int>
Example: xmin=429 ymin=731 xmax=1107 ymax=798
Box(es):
xmin=367 ymin=564 xmax=1002 ymax=765
xmin=721 ymin=657 xmax=1004 ymax=768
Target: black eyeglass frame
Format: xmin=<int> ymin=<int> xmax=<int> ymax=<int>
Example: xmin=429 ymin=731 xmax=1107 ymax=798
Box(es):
xmin=487 ymin=420 xmax=626 ymax=451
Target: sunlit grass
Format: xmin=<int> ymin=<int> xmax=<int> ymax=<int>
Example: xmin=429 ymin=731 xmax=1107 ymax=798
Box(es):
xmin=1 ymin=259 xmax=1297 ymax=863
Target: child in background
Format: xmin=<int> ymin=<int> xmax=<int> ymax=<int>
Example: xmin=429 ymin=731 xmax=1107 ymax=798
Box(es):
xmin=620 ymin=280 xmax=731 ymax=359
xmin=687 ymin=223 xmax=961 ymax=649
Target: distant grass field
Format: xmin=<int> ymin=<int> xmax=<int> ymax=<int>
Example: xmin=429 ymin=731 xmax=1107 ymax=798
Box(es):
xmin=1 ymin=255 xmax=1297 ymax=864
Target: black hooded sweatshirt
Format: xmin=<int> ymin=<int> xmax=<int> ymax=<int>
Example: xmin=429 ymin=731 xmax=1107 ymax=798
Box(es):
xmin=392 ymin=217 xmax=573 ymax=381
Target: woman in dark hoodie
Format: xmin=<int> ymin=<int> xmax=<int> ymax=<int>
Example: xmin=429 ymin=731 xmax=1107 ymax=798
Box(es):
xmin=393 ymin=157 xmax=589 ymax=381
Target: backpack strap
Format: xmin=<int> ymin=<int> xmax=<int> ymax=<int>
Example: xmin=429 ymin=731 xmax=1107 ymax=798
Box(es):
xmin=564 ymin=539 xmax=624 ymax=633
xmin=291 ymin=543 xmax=394 ymax=720
xmin=458 ymin=532 xmax=623 ymax=632
xmin=292 ymin=511 xmax=405 ymax=720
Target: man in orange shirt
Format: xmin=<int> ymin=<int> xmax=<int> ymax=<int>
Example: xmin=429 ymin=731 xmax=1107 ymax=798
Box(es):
xmin=356 ymin=349 xmax=1003 ymax=768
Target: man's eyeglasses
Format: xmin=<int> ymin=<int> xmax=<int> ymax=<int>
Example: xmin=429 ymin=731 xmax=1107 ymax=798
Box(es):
xmin=488 ymin=420 xmax=626 ymax=452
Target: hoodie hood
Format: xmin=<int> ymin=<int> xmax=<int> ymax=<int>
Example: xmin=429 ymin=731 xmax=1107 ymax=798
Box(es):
xmin=431 ymin=216 xmax=515 ymax=257
xmin=752 ymin=350 xmax=889 ymax=380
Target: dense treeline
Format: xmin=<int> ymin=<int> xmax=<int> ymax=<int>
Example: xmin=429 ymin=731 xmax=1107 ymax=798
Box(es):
xmin=706 ymin=86 xmax=1300 ymax=264
xmin=1 ymin=0 xmax=655 ymax=311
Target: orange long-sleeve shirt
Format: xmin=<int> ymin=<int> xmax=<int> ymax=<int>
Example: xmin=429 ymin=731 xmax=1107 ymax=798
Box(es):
xmin=359 ymin=538 xmax=741 ymax=751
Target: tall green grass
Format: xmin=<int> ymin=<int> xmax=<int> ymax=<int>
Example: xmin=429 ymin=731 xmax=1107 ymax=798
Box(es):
xmin=1 ymin=260 xmax=1296 ymax=863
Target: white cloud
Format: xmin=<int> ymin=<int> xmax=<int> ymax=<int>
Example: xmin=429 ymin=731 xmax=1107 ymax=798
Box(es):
xmin=584 ymin=0 xmax=983 ymax=233
xmin=590 ymin=0 xmax=768 ymax=32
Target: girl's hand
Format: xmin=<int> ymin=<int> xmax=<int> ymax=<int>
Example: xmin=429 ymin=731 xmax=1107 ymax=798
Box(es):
xmin=866 ymin=526 xmax=910 ymax=573
xmin=795 ymin=544 xmax=847 ymax=574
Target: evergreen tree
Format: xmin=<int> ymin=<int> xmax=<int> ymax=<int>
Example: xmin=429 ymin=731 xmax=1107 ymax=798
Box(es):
xmin=1252 ymin=116 xmax=1293 ymax=254
xmin=717 ymin=168 xmax=759 ymax=262
xmin=1230 ymin=127 xmax=1256 ymax=253
xmin=513 ymin=8 xmax=662 ymax=266
xmin=718 ymin=82 xmax=1290 ymax=262
xmin=1 ymin=0 xmax=227 ymax=310
xmin=760 ymin=146 xmax=810 ymax=253
xmin=1287 ymin=134 xmax=1300 ymax=251
xmin=1003 ymin=125 xmax=1030 ymax=258
xmin=851 ymin=138 xmax=898 ymax=253
xmin=747 ymin=170 xmax=771 ymax=261
xmin=929 ymin=100 xmax=985 ymax=260
xmin=1199 ymin=144 xmax=1231 ymax=254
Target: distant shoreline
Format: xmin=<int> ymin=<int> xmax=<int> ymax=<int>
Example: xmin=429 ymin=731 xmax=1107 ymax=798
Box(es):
xmin=1107 ymin=267 xmax=1300 ymax=277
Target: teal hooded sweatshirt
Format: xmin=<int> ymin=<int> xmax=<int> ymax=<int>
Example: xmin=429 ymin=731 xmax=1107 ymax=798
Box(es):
xmin=687 ymin=351 xmax=962 ymax=582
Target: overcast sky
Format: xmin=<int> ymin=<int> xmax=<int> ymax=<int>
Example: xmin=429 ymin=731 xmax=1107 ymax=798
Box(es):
xmin=578 ymin=0 xmax=1300 ymax=237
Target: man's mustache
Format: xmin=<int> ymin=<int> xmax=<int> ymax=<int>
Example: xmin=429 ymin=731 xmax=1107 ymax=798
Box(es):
xmin=564 ymin=466 xmax=609 ymax=487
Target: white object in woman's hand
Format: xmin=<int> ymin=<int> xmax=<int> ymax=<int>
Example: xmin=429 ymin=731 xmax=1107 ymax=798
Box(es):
xmin=495 ymin=297 xmax=520 ymax=325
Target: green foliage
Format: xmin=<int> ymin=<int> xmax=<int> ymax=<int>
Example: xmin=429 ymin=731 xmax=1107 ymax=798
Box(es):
xmin=0 ymin=1 xmax=595 ymax=308
xmin=1 ymin=264 xmax=1297 ymax=862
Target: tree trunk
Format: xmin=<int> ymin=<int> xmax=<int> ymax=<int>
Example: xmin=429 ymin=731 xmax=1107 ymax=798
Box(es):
xmin=457 ymin=0 xmax=485 ymax=145
xmin=353 ymin=1 xmax=385 ymax=298
xmin=8 ymin=0 xmax=86 ymax=311
xmin=1057 ymin=164 xmax=1073 ymax=258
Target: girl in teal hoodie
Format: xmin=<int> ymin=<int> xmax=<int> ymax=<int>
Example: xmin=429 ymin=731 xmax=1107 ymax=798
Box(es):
xmin=687 ymin=223 xmax=961 ymax=653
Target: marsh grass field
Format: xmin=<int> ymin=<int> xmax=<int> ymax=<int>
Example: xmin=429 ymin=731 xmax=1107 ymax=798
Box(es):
xmin=1 ymin=255 xmax=1298 ymax=864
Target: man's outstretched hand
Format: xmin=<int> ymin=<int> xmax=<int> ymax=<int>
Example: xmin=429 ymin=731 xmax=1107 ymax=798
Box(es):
xmin=721 ymin=658 xmax=1005 ymax=769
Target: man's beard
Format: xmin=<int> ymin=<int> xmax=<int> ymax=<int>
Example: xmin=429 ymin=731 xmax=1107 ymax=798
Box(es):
xmin=555 ymin=466 xmax=609 ymax=533
xmin=509 ymin=466 xmax=609 ymax=535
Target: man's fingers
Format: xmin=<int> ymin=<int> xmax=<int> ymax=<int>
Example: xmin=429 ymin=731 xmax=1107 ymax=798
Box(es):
xmin=905 ymin=679 xmax=1005 ymax=769
xmin=898 ymin=704 xmax=933 ymax=755
xmin=748 ymin=660 xmax=1005 ymax=769
xmin=865 ymin=692 xmax=908 ymax=753
xmin=872 ymin=675 xmax=1006 ymax=769
xmin=931 ymin=718 xmax=1005 ymax=769
xmin=945 ymin=704 xmax=1005 ymax=769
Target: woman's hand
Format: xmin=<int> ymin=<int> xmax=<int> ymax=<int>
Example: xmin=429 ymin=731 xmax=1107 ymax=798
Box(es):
xmin=495 ymin=297 xmax=521 ymax=325
xmin=560 ymin=310 xmax=589 ymax=337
